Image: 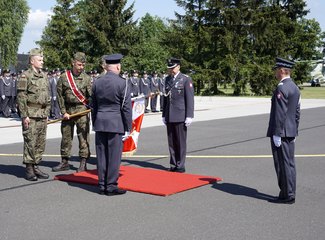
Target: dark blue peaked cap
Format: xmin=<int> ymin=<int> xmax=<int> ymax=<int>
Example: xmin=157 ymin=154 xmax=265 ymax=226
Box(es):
xmin=104 ymin=54 xmax=123 ymax=64
xmin=273 ymin=57 xmax=295 ymax=70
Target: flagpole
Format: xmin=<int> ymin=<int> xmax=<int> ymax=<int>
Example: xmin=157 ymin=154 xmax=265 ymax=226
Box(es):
xmin=47 ymin=109 xmax=91 ymax=125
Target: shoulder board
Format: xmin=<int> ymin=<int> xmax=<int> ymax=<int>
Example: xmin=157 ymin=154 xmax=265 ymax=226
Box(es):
xmin=277 ymin=82 xmax=284 ymax=86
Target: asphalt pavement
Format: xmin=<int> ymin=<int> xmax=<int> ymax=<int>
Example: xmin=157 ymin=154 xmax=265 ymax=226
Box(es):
xmin=1 ymin=96 xmax=325 ymax=240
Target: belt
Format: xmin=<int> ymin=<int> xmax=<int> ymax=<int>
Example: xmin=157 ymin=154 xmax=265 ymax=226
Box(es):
xmin=27 ymin=103 xmax=47 ymax=108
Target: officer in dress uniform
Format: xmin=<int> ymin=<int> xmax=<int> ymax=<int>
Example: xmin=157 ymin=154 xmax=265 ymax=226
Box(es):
xmin=16 ymin=48 xmax=51 ymax=181
xmin=139 ymin=71 xmax=150 ymax=113
xmin=10 ymin=73 xmax=18 ymax=115
xmin=267 ymin=57 xmax=300 ymax=204
xmin=49 ymin=69 xmax=61 ymax=119
xmin=150 ymin=71 xmax=160 ymax=112
xmin=91 ymin=54 xmax=132 ymax=195
xmin=52 ymin=52 xmax=92 ymax=173
xmin=128 ymin=70 xmax=140 ymax=98
xmin=0 ymin=69 xmax=13 ymax=117
xmin=162 ymin=58 xmax=194 ymax=173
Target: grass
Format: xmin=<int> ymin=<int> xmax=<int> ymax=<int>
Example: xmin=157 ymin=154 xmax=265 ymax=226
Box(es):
xmin=299 ymin=85 xmax=325 ymax=99
xmin=210 ymin=84 xmax=325 ymax=99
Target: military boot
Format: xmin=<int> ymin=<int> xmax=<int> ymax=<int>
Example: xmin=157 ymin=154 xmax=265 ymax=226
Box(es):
xmin=25 ymin=163 xmax=37 ymax=181
xmin=52 ymin=158 xmax=70 ymax=172
xmin=76 ymin=158 xmax=87 ymax=172
xmin=34 ymin=165 xmax=49 ymax=179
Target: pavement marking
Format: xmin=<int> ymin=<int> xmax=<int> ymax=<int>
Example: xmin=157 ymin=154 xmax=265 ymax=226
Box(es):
xmin=1 ymin=153 xmax=325 ymax=158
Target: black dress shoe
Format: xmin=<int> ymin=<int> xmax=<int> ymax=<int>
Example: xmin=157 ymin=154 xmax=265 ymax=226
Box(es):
xmin=174 ymin=168 xmax=186 ymax=173
xmin=98 ymin=189 xmax=107 ymax=195
xmin=106 ymin=188 xmax=127 ymax=196
xmin=168 ymin=167 xmax=176 ymax=172
xmin=268 ymin=197 xmax=295 ymax=204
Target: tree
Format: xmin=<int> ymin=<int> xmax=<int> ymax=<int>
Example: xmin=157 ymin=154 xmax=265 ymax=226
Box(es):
xmin=125 ymin=13 xmax=170 ymax=73
xmin=75 ymin=0 xmax=138 ymax=70
xmin=37 ymin=0 xmax=78 ymax=69
xmin=0 ymin=0 xmax=29 ymax=69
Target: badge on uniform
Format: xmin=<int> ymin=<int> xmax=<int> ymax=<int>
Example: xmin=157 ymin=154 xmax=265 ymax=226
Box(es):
xmin=277 ymin=93 xmax=282 ymax=99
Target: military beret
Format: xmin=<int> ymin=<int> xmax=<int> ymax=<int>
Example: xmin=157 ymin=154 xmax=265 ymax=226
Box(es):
xmin=167 ymin=57 xmax=181 ymax=69
xmin=104 ymin=54 xmax=123 ymax=64
xmin=73 ymin=52 xmax=86 ymax=63
xmin=273 ymin=57 xmax=295 ymax=70
xmin=29 ymin=48 xmax=43 ymax=57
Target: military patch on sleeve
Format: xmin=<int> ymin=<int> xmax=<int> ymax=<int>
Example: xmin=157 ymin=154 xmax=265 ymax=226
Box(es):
xmin=277 ymin=93 xmax=282 ymax=99
xmin=17 ymin=79 xmax=27 ymax=90
xmin=189 ymin=82 xmax=193 ymax=88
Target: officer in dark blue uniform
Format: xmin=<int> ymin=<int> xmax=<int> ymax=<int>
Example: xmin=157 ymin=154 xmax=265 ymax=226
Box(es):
xmin=91 ymin=54 xmax=132 ymax=196
xmin=267 ymin=57 xmax=300 ymax=204
xmin=128 ymin=70 xmax=140 ymax=98
xmin=162 ymin=58 xmax=194 ymax=173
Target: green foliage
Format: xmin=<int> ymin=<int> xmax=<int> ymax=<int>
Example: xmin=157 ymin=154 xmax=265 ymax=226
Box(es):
xmin=0 ymin=0 xmax=29 ymax=68
xmin=125 ymin=14 xmax=170 ymax=73
xmin=164 ymin=0 xmax=324 ymax=95
xmin=37 ymin=0 xmax=77 ymax=69
xmin=74 ymin=0 xmax=138 ymax=70
xmin=36 ymin=0 xmax=324 ymax=96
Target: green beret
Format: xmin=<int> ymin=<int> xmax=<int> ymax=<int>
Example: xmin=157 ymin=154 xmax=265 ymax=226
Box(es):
xmin=73 ymin=52 xmax=86 ymax=63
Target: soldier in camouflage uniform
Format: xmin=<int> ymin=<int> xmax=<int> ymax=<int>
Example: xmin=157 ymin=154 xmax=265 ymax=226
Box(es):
xmin=52 ymin=52 xmax=92 ymax=172
xmin=16 ymin=48 xmax=51 ymax=181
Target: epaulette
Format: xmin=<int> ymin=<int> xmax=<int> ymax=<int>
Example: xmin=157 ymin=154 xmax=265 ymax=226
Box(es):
xmin=277 ymin=82 xmax=284 ymax=86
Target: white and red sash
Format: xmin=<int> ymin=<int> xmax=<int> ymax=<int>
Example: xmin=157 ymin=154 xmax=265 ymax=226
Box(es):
xmin=65 ymin=70 xmax=88 ymax=105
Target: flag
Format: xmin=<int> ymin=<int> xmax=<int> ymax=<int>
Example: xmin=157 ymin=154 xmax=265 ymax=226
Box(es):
xmin=122 ymin=96 xmax=145 ymax=156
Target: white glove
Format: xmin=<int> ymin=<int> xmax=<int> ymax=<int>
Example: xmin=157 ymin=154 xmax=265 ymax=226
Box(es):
xmin=273 ymin=135 xmax=281 ymax=147
xmin=162 ymin=117 xmax=166 ymax=125
xmin=122 ymin=131 xmax=130 ymax=141
xmin=185 ymin=117 xmax=193 ymax=127
xmin=1 ymin=95 xmax=5 ymax=100
xmin=53 ymin=96 xmax=57 ymax=100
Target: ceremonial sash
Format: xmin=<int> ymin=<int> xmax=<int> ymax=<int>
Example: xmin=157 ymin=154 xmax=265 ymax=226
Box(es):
xmin=65 ymin=70 xmax=88 ymax=105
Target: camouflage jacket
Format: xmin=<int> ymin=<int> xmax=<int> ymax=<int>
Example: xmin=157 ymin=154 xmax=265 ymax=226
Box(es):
xmin=17 ymin=68 xmax=51 ymax=118
xmin=57 ymin=71 xmax=92 ymax=114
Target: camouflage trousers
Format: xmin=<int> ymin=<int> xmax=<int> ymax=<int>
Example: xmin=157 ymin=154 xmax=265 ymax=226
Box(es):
xmin=22 ymin=118 xmax=47 ymax=164
xmin=60 ymin=114 xmax=90 ymax=159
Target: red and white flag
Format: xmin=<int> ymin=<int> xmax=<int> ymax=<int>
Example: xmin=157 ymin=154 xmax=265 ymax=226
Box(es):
xmin=122 ymin=96 xmax=145 ymax=156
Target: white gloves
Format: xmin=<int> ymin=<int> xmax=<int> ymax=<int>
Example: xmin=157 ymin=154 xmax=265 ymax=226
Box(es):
xmin=185 ymin=117 xmax=193 ymax=127
xmin=273 ymin=135 xmax=281 ymax=147
xmin=122 ymin=131 xmax=130 ymax=141
xmin=162 ymin=117 xmax=166 ymax=125
xmin=1 ymin=95 xmax=5 ymax=100
xmin=53 ymin=96 xmax=57 ymax=100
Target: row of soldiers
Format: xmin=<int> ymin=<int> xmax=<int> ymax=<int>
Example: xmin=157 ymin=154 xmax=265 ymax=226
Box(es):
xmin=0 ymin=67 xmax=167 ymax=119
xmin=0 ymin=69 xmax=18 ymax=117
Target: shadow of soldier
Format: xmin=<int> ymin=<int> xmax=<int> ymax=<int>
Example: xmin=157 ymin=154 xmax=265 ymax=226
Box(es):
xmin=122 ymin=158 xmax=167 ymax=170
xmin=212 ymin=182 xmax=274 ymax=201
xmin=0 ymin=164 xmax=25 ymax=179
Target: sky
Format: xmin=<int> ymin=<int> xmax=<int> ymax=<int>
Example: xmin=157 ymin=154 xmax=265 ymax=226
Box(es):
xmin=18 ymin=0 xmax=325 ymax=54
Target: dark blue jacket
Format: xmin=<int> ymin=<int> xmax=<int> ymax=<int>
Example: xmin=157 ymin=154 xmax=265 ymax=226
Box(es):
xmin=162 ymin=72 xmax=194 ymax=123
xmin=267 ymin=78 xmax=301 ymax=137
xmin=91 ymin=72 xmax=132 ymax=133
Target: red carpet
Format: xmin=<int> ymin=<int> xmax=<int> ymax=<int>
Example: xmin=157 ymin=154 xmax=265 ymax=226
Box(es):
xmin=54 ymin=166 xmax=222 ymax=196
